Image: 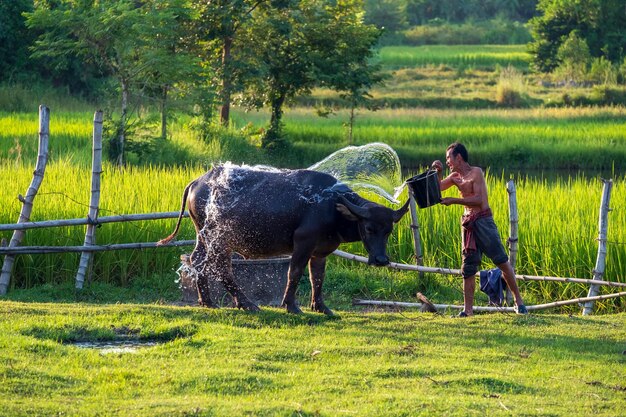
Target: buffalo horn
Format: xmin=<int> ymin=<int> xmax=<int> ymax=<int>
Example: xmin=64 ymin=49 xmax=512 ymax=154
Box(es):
xmin=392 ymin=199 xmax=410 ymax=223
xmin=338 ymin=195 xmax=370 ymax=219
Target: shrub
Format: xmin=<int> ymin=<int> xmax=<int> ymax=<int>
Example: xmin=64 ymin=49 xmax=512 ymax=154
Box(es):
xmin=495 ymin=65 xmax=526 ymax=107
xmin=588 ymin=56 xmax=617 ymax=86
xmin=619 ymin=58 xmax=626 ymax=85
xmin=589 ymin=86 xmax=626 ymax=106
xmin=555 ymin=32 xmax=591 ymax=83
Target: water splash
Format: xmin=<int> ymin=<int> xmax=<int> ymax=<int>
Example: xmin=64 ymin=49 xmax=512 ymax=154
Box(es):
xmin=308 ymin=142 xmax=404 ymax=204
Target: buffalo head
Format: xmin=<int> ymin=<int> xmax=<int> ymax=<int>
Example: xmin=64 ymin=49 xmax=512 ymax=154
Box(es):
xmin=336 ymin=197 xmax=410 ymax=266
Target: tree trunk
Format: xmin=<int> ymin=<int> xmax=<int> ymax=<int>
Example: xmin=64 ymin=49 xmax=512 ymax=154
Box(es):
xmin=348 ymin=102 xmax=356 ymax=144
xmin=263 ymin=93 xmax=285 ymax=148
xmin=118 ymin=78 xmax=129 ymax=166
xmin=220 ymin=36 xmax=233 ymax=127
xmin=160 ymin=85 xmax=168 ymax=140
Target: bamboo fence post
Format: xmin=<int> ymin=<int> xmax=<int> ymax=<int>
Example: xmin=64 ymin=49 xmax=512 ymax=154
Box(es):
xmin=76 ymin=111 xmax=103 ymax=290
xmin=408 ymin=193 xmax=424 ymax=277
xmin=0 ymin=105 xmax=50 ymax=295
xmin=582 ymin=179 xmax=613 ymax=315
xmin=506 ymin=180 xmax=518 ymax=305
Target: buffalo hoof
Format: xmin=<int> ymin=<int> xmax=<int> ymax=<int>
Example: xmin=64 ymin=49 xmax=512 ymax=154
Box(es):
xmin=235 ymin=298 xmax=261 ymax=312
xmin=239 ymin=303 xmax=261 ymax=312
xmin=311 ymin=303 xmax=334 ymax=316
xmin=199 ymin=300 xmax=219 ymax=309
xmin=283 ymin=303 xmax=303 ymax=314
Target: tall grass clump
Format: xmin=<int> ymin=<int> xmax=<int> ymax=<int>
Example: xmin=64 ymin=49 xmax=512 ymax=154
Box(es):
xmin=495 ymin=65 xmax=527 ymax=107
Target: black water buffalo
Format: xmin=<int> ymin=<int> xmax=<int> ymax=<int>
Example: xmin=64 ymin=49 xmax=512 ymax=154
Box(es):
xmin=158 ymin=164 xmax=409 ymax=315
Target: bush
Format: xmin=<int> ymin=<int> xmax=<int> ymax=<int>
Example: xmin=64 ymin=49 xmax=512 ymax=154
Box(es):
xmin=588 ymin=56 xmax=617 ymax=86
xmin=589 ymin=86 xmax=626 ymax=106
xmin=555 ymin=32 xmax=590 ymax=83
xmin=619 ymin=58 xmax=626 ymax=84
xmin=495 ymin=65 xmax=526 ymax=107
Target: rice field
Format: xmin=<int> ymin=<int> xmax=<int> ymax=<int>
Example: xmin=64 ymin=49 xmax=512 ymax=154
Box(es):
xmin=377 ymin=45 xmax=531 ymax=70
xmin=238 ymin=107 xmax=626 ymax=172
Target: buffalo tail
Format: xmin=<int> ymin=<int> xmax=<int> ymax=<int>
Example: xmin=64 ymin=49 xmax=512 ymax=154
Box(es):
xmin=157 ymin=181 xmax=192 ymax=246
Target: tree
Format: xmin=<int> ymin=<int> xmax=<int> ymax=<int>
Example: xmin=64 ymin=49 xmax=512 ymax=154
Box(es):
xmin=241 ymin=0 xmax=382 ymax=148
xmin=555 ymin=31 xmax=591 ymax=82
xmin=27 ymin=0 xmax=197 ymax=165
xmin=190 ymin=0 xmax=270 ymax=127
xmin=0 ymin=0 xmax=34 ymax=82
xmin=363 ymin=0 xmax=408 ymax=34
xmin=528 ymin=0 xmax=626 ymax=73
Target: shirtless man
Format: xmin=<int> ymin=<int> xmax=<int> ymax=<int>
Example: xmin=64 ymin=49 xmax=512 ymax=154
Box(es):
xmin=432 ymin=142 xmax=527 ymax=316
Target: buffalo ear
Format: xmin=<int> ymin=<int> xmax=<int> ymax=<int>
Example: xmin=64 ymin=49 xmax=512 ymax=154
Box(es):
xmin=392 ymin=199 xmax=411 ymax=223
xmin=336 ymin=203 xmax=359 ymax=221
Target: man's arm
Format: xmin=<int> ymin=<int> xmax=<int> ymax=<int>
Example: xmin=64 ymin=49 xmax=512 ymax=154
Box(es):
xmin=431 ymin=160 xmax=455 ymax=191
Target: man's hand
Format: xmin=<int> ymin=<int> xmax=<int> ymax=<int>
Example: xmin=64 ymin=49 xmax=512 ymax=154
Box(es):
xmin=441 ymin=197 xmax=454 ymax=206
xmin=431 ymin=160 xmax=443 ymax=173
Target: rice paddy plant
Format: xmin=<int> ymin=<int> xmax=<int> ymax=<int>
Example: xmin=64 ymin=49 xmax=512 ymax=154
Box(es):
xmin=377 ymin=45 xmax=530 ymax=70
xmin=277 ymin=107 xmax=626 ymax=171
xmin=0 ymin=111 xmax=94 ymax=167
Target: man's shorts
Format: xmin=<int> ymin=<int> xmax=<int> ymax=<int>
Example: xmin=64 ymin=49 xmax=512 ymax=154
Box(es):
xmin=461 ymin=215 xmax=508 ymax=278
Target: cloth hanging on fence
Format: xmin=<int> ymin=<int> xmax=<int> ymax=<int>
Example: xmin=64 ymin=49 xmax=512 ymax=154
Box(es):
xmin=479 ymin=267 xmax=507 ymax=306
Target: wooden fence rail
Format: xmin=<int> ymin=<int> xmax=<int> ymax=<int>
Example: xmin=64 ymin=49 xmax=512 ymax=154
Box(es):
xmin=0 ymin=211 xmax=188 ymax=232
xmin=0 ymin=239 xmax=194 ymax=255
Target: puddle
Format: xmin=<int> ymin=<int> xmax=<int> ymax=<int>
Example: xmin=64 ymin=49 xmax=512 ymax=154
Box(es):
xmin=71 ymin=340 xmax=160 ymax=355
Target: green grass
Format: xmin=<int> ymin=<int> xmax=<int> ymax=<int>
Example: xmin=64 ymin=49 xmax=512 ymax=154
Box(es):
xmin=0 ymin=300 xmax=624 ymax=416
xmin=377 ymin=45 xmax=531 ymax=70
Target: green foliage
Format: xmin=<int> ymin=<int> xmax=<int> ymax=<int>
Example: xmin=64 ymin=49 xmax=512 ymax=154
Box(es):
xmin=403 ymin=19 xmax=532 ymax=45
xmin=529 ymin=0 xmax=626 ymax=73
xmin=587 ymin=56 xmax=617 ymax=86
xmin=555 ymin=32 xmax=591 ymax=83
xmin=26 ymin=0 xmax=200 ymax=165
xmin=0 ymin=0 xmax=34 ymax=82
xmin=240 ymin=0 xmax=382 ymax=149
xmin=404 ymin=0 xmax=539 ymax=24
xmin=364 ymin=0 xmax=408 ymax=36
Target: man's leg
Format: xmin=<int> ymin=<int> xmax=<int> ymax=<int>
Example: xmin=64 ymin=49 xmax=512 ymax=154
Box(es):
xmin=497 ymin=260 xmax=527 ymax=313
xmin=463 ymin=275 xmax=476 ymax=316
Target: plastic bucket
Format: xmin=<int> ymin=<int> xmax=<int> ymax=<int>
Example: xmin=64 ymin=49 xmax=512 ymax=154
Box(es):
xmin=407 ymin=170 xmax=441 ymax=209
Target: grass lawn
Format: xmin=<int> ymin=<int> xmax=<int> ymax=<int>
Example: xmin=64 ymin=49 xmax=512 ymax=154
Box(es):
xmin=1 ymin=300 xmax=624 ymax=416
